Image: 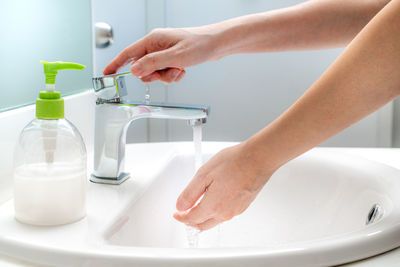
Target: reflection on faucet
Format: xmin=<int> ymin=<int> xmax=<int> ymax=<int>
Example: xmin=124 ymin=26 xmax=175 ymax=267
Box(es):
xmin=91 ymin=73 xmax=209 ymax=184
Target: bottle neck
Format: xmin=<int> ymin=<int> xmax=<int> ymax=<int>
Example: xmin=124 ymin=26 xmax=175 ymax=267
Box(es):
xmin=45 ymin=84 xmax=56 ymax=92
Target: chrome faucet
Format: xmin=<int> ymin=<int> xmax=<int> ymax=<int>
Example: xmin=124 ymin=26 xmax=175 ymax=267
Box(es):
xmin=91 ymin=72 xmax=209 ymax=184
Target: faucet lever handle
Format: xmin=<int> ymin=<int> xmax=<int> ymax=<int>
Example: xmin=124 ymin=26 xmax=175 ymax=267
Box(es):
xmin=92 ymin=72 xmax=130 ymax=101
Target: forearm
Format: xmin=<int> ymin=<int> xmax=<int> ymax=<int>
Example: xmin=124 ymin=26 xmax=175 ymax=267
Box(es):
xmin=203 ymin=0 xmax=389 ymax=58
xmin=243 ymin=0 xmax=400 ymax=173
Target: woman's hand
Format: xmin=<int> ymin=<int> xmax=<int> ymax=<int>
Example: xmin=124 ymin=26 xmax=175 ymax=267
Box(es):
xmin=173 ymin=142 xmax=276 ymax=231
xmin=103 ymin=27 xmax=221 ymax=83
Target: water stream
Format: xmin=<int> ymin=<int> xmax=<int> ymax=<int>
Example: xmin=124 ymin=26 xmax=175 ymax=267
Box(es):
xmin=186 ymin=124 xmax=203 ymax=248
xmin=145 ymin=83 xmax=150 ymax=104
xmin=193 ymin=124 xmax=202 ymax=172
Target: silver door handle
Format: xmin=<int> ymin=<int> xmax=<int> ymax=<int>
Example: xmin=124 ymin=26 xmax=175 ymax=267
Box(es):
xmin=95 ymin=22 xmax=114 ymax=48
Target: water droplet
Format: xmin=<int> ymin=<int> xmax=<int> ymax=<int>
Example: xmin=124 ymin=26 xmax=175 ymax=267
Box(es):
xmin=145 ymin=84 xmax=150 ymax=104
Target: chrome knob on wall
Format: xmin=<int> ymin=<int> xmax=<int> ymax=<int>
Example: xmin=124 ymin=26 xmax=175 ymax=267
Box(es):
xmin=95 ymin=22 xmax=114 ymax=48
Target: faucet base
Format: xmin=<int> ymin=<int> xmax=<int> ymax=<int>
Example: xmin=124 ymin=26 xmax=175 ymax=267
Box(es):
xmin=90 ymin=172 xmax=130 ymax=185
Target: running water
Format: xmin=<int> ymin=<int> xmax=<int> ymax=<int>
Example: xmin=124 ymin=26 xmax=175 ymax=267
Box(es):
xmin=145 ymin=83 xmax=150 ymax=104
xmin=186 ymin=225 xmax=200 ymax=248
xmin=186 ymin=124 xmax=203 ymax=248
xmin=193 ymin=124 xmax=202 ymax=171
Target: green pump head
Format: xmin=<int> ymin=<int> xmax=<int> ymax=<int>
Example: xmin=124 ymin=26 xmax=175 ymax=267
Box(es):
xmin=36 ymin=61 xmax=85 ymax=119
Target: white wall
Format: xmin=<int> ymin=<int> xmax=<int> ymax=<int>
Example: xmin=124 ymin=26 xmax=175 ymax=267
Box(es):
xmin=0 ymin=0 xmax=93 ymax=112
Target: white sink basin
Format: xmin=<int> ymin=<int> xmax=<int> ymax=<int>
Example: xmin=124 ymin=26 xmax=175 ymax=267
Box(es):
xmin=1 ymin=142 xmax=400 ymax=267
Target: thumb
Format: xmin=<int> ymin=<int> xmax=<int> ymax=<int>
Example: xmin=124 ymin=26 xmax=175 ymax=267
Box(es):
xmin=103 ymin=37 xmax=147 ymax=75
xmin=176 ymin=172 xmax=212 ymax=211
xmin=131 ymin=47 xmax=179 ymax=77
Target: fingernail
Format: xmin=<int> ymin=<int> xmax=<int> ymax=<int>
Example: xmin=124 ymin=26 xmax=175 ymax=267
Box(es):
xmin=102 ymin=68 xmax=111 ymax=75
xmin=172 ymin=69 xmax=181 ymax=81
xmin=177 ymin=199 xmax=190 ymax=211
xmin=131 ymin=62 xmax=143 ymax=76
xmin=174 ymin=71 xmax=185 ymax=82
xmin=147 ymin=76 xmax=158 ymax=83
xmin=173 ymin=211 xmax=185 ymax=221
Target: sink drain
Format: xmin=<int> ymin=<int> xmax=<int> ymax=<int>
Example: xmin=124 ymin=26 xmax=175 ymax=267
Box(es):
xmin=366 ymin=204 xmax=383 ymax=225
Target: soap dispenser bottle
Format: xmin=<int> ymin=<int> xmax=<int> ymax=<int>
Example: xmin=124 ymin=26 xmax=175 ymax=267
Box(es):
xmin=13 ymin=61 xmax=87 ymax=226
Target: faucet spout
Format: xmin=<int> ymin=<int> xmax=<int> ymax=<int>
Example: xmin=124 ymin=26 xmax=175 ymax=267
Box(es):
xmin=91 ymin=100 xmax=209 ymax=184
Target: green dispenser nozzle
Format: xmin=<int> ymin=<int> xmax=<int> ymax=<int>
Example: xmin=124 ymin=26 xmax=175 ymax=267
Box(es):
xmin=36 ymin=61 xmax=86 ymax=119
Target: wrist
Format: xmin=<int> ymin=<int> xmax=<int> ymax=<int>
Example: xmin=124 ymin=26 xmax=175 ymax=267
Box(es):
xmin=209 ymin=21 xmax=248 ymax=59
xmin=238 ymin=138 xmax=281 ymax=177
xmin=191 ymin=19 xmax=250 ymax=60
xmin=185 ymin=24 xmax=227 ymax=62
xmin=210 ymin=12 xmax=274 ymax=57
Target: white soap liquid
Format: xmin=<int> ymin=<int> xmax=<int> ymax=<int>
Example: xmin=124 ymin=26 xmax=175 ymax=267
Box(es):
xmin=185 ymin=124 xmax=203 ymax=248
xmin=14 ymin=163 xmax=86 ymax=226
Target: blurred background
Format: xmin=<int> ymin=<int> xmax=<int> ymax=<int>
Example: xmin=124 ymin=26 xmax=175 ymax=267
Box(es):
xmin=2 ymin=0 xmax=399 ymax=147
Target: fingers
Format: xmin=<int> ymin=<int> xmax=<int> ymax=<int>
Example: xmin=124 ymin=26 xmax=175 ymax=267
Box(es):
xmin=176 ymin=171 xmax=211 ymax=211
xmin=174 ymin=69 xmax=186 ymax=82
xmin=130 ymin=47 xmax=180 ymax=77
xmin=196 ymin=218 xmax=221 ymax=231
xmin=172 ymin=143 xmax=273 ymax=231
xmin=140 ymin=72 xmax=161 ymax=83
xmin=173 ymin=205 xmax=209 ymax=226
xmin=103 ymin=37 xmax=147 ymax=75
xmin=174 ymin=201 xmax=221 ymax=231
xmin=140 ymin=68 xmax=186 ymax=83
xmin=174 ymin=178 xmax=230 ymax=225
xmin=174 ymin=190 xmax=214 ymax=225
xmin=104 ymin=28 xmax=186 ymax=79
xmin=160 ymin=68 xmax=185 ymax=83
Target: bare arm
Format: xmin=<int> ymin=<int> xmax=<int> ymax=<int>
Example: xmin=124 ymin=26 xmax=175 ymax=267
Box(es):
xmin=243 ymin=0 xmax=400 ymax=170
xmin=174 ymin=0 xmax=400 ymax=230
xmin=104 ymin=0 xmax=389 ymax=82
xmin=214 ymin=0 xmax=390 ymax=56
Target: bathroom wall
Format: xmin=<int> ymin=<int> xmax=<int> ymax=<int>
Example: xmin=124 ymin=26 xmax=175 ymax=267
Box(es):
xmin=0 ymin=0 xmax=93 ymax=112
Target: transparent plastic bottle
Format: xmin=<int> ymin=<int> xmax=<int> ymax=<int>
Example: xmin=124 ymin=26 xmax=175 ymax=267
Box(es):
xmin=14 ymin=119 xmax=87 ymax=225
xmin=13 ymin=61 xmax=87 ymax=226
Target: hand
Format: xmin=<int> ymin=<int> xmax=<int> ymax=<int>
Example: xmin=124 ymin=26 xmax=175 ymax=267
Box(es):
xmin=173 ymin=142 xmax=276 ymax=231
xmin=103 ymin=27 xmax=220 ymax=83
